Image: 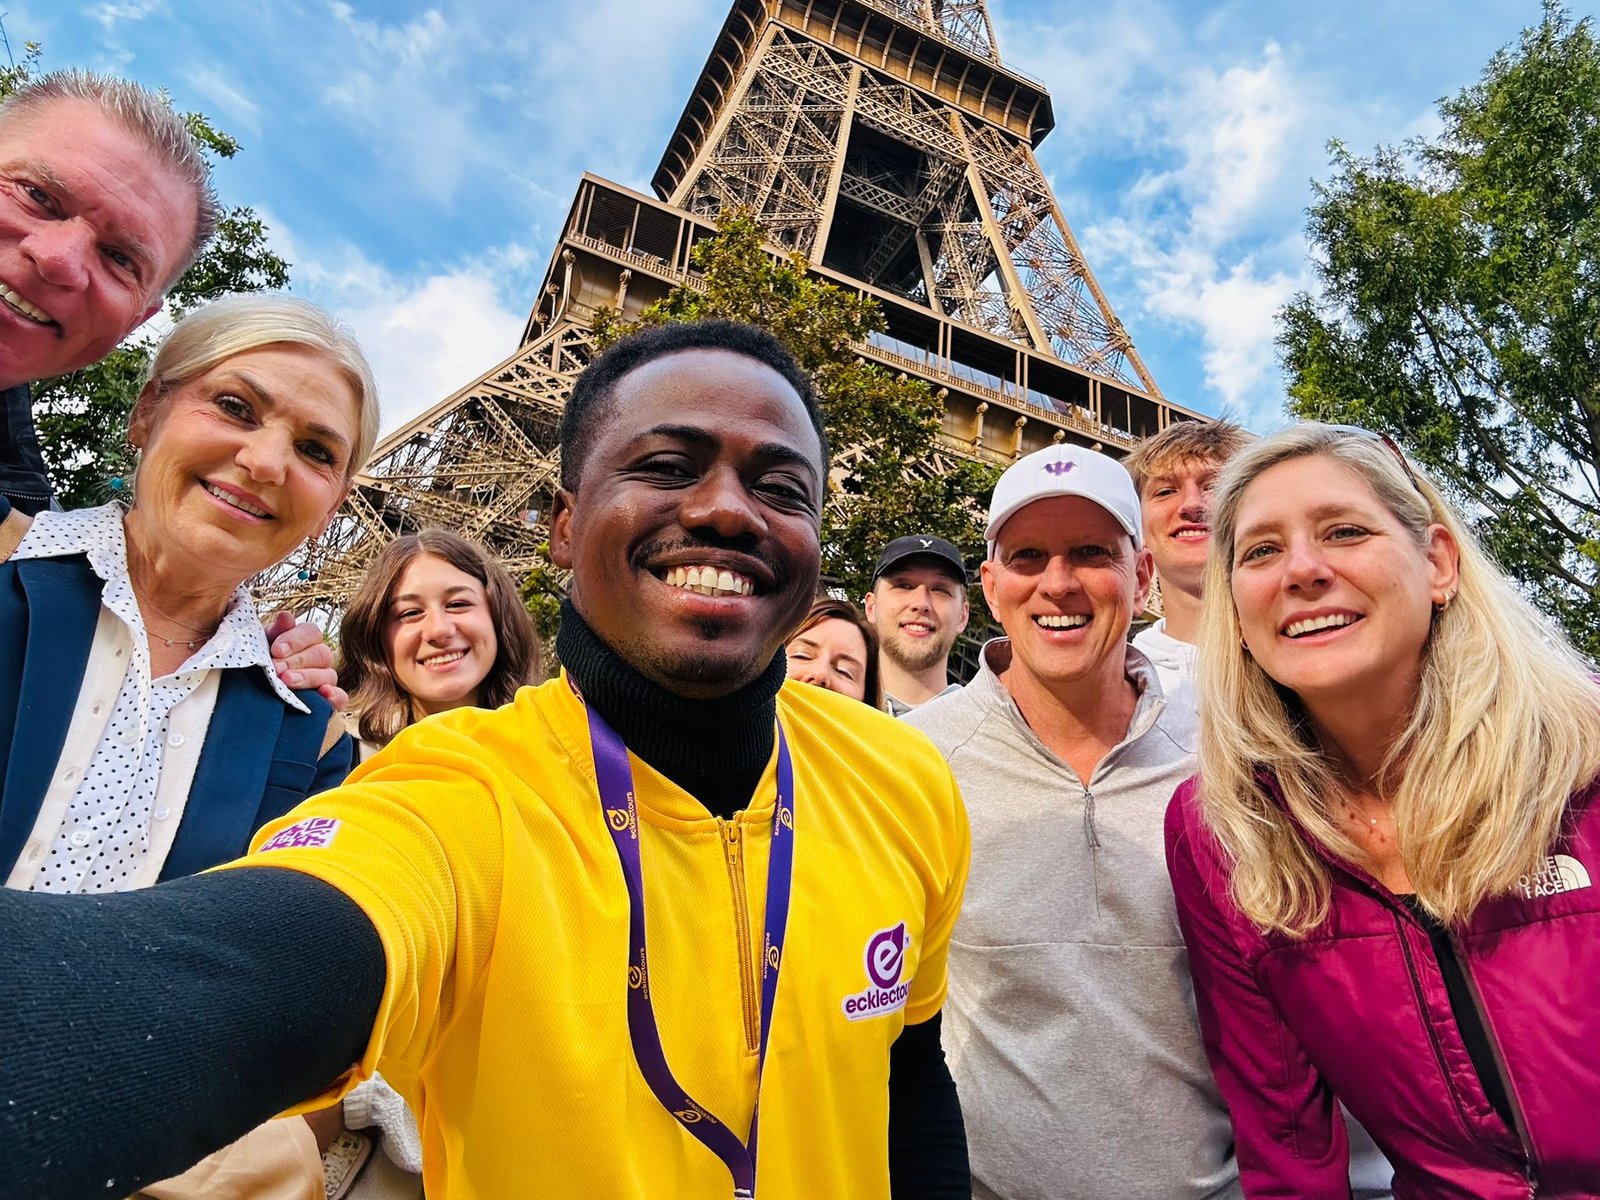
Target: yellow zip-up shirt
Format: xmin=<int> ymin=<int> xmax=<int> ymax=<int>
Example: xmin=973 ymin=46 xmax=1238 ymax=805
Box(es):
xmin=233 ymin=673 xmax=969 ymax=1199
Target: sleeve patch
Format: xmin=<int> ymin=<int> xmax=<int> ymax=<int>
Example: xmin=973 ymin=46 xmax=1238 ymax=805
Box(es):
xmin=260 ymin=817 xmax=342 ymax=852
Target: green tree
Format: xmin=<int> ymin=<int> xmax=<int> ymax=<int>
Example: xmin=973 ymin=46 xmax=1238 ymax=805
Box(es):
xmin=589 ymin=211 xmax=996 ymax=608
xmin=1279 ymin=4 xmax=1600 ymax=655
xmin=1 ymin=43 xmax=291 ymax=508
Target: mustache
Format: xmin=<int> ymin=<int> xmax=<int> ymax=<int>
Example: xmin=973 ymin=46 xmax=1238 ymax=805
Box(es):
xmin=634 ymin=535 xmax=787 ymax=588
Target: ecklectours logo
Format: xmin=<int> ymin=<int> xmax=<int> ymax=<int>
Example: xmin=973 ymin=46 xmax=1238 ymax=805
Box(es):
xmin=841 ymin=921 xmax=912 ymax=1021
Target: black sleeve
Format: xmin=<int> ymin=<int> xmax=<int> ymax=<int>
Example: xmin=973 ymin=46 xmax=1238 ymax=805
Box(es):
xmin=887 ymin=1010 xmax=971 ymax=1199
xmin=0 ymin=867 xmax=385 ymax=1199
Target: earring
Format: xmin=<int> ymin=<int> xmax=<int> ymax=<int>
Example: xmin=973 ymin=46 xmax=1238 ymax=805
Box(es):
xmin=1433 ymin=589 xmax=1457 ymax=614
xmin=111 ymin=437 xmax=139 ymax=494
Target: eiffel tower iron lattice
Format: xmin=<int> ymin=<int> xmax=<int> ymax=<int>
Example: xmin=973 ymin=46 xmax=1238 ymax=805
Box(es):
xmin=253 ymin=0 xmax=1206 ymax=618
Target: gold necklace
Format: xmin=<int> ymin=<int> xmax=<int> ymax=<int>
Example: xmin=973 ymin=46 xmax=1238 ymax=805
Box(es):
xmin=125 ymin=534 xmax=225 ymax=648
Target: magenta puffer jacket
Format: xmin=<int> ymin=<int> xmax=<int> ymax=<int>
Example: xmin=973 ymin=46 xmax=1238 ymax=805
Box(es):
xmin=1166 ymin=774 xmax=1600 ymax=1199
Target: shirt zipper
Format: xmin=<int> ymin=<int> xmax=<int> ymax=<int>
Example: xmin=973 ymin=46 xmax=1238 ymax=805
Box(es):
xmin=720 ymin=818 xmax=760 ymax=1054
xmin=1448 ymin=930 xmax=1540 ymax=1196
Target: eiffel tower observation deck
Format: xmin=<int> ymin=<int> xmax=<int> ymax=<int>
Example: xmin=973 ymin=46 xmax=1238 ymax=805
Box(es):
xmin=256 ymin=0 xmax=1207 ymax=613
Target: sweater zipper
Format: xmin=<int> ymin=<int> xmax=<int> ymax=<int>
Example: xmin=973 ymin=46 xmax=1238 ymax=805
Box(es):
xmin=720 ymin=818 xmax=760 ymax=1054
xmin=1448 ymin=930 xmax=1540 ymax=1196
xmin=1081 ymin=784 xmax=1101 ymax=849
xmin=1080 ymin=784 xmax=1102 ymax=915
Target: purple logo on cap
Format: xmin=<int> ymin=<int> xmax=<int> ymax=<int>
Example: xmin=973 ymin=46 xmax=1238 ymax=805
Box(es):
xmin=1042 ymin=459 xmax=1076 ymax=477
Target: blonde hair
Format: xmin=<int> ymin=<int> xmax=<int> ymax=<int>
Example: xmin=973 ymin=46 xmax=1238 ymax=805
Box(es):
xmin=140 ymin=292 xmax=381 ymax=476
xmin=2 ymin=70 xmax=219 ymax=289
xmin=1197 ymin=422 xmax=1600 ymax=934
xmin=1123 ymin=418 xmax=1249 ymax=497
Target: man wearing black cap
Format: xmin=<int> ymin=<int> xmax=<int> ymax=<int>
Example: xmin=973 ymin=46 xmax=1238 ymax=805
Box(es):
xmin=864 ymin=534 xmax=970 ymax=716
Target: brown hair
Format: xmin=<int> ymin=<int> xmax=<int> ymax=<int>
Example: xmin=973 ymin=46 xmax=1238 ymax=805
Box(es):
xmin=1122 ymin=419 xmax=1249 ymax=497
xmin=337 ymin=530 xmax=542 ymax=745
xmin=787 ymin=597 xmax=882 ymax=709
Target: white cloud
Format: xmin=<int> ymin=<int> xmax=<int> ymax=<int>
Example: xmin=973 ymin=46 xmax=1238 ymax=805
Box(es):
xmin=89 ymin=0 xmax=162 ymax=33
xmin=992 ymin=0 xmax=1178 ymax=152
xmin=341 ymin=271 xmax=529 ymax=436
xmin=268 ymin=219 xmax=537 ymax=438
xmin=1139 ymin=43 xmax=1303 ymax=245
xmin=183 ymin=64 xmax=261 ymax=135
xmin=313 ymin=6 xmax=480 ymax=207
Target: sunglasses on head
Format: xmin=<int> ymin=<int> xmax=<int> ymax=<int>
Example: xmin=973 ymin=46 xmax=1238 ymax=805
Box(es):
xmin=1322 ymin=424 xmax=1424 ymax=494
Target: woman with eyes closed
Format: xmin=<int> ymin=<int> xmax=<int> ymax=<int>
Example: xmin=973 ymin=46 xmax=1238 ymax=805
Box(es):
xmin=784 ymin=596 xmax=881 ymax=707
xmin=1164 ymin=422 xmax=1600 ymax=1198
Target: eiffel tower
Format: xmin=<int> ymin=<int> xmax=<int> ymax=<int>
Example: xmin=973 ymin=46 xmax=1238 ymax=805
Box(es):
xmin=255 ymin=0 xmax=1205 ymax=615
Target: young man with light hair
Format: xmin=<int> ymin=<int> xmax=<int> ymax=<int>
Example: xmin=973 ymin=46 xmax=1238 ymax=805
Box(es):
xmin=0 ymin=69 xmax=219 ymax=515
xmin=1120 ymin=419 xmax=1247 ymax=714
xmin=864 ymin=533 xmax=971 ymax=715
xmin=905 ymin=443 xmax=1240 ymax=1199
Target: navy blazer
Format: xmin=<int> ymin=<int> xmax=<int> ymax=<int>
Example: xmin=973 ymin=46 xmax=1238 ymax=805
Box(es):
xmin=0 ymin=524 xmax=352 ymax=883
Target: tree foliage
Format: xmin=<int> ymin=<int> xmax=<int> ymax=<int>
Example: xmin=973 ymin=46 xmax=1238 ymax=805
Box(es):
xmin=1 ymin=43 xmax=292 ymax=508
xmin=589 ymin=211 xmax=996 ymax=608
xmin=1279 ymin=4 xmax=1600 ymax=655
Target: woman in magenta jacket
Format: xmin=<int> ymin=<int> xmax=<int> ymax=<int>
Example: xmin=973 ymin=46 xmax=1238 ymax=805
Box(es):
xmin=1165 ymin=422 xmax=1600 ymax=1198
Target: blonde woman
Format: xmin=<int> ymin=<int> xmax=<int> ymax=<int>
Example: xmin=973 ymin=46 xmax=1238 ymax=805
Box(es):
xmin=1165 ymin=422 xmax=1600 ymax=1197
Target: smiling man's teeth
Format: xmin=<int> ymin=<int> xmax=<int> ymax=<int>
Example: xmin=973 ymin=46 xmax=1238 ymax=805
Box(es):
xmin=1173 ymin=528 xmax=1208 ymax=539
xmin=0 ymin=283 xmax=51 ymax=325
xmin=663 ymin=564 xmax=755 ymax=597
xmin=1035 ymin=614 xmax=1089 ymax=629
xmin=1285 ymin=613 xmax=1358 ymax=638
xmin=421 ymin=650 xmax=467 ymax=667
xmin=202 ymin=481 xmax=271 ymax=518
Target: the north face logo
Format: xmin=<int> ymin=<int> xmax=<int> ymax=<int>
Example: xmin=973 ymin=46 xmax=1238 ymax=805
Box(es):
xmin=1517 ymin=853 xmax=1592 ymax=899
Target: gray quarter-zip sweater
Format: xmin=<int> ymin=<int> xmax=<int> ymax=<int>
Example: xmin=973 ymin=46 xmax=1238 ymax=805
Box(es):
xmin=904 ymin=639 xmax=1239 ymax=1200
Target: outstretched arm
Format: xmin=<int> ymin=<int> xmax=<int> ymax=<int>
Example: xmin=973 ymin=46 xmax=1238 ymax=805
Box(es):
xmin=0 ymin=868 xmax=385 ymax=1199
xmin=888 ymin=1010 xmax=970 ymax=1198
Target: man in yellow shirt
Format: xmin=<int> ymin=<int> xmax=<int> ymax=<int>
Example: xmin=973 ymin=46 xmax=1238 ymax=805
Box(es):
xmin=0 ymin=319 xmax=972 ymax=1199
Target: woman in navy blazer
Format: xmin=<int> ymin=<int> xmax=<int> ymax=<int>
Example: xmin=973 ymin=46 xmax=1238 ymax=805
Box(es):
xmin=0 ymin=292 xmax=380 ymax=890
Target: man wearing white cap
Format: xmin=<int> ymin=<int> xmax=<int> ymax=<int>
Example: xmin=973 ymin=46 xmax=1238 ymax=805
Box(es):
xmin=903 ymin=443 xmax=1239 ymax=1200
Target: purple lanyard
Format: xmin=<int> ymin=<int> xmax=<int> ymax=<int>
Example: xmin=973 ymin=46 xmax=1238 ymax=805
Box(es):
xmin=582 ymin=697 xmax=795 ymax=1200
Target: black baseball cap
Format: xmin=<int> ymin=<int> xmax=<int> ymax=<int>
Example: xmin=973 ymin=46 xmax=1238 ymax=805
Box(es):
xmin=871 ymin=534 xmax=969 ymax=585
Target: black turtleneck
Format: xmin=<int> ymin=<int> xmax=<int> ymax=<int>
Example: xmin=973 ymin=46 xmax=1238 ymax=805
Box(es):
xmin=557 ymin=598 xmax=785 ymax=821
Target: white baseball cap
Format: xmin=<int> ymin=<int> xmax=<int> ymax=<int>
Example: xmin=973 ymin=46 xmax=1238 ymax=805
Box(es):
xmin=985 ymin=444 xmax=1142 ymax=554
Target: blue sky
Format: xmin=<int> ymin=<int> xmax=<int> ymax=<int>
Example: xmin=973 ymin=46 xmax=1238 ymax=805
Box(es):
xmin=15 ymin=0 xmax=1576 ymax=435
